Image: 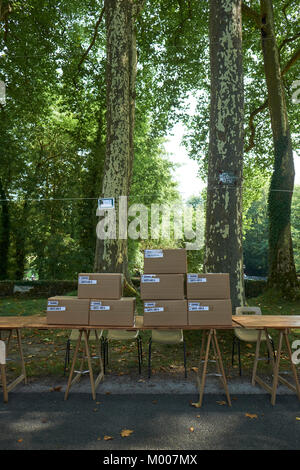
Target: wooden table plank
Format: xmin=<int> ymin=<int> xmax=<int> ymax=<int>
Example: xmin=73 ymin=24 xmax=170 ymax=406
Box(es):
xmin=0 ymin=315 xmax=237 ymax=330
xmin=233 ymin=315 xmax=300 ymax=329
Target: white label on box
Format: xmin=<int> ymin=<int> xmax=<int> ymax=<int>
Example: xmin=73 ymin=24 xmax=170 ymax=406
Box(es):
xmin=187 ymin=275 xmax=207 ymax=283
xmin=90 ymin=301 xmax=101 ymax=306
xmin=48 ymin=300 xmax=59 ymax=306
xmin=47 ymin=306 xmax=66 ymax=311
xmin=144 ymin=302 xmax=156 ymax=307
xmin=79 ymin=279 xmax=97 ymax=285
xmin=141 ymin=275 xmax=160 ymax=283
xmin=91 ymin=305 xmax=110 ymax=311
xmin=188 ymin=302 xmax=209 ymax=311
xmin=144 ymin=307 xmax=164 ymax=313
xmin=144 ymin=249 xmax=163 ymax=258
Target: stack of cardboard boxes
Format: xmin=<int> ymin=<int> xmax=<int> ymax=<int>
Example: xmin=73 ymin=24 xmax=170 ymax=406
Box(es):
xmin=46 ymin=273 xmax=136 ymax=327
xmin=46 ymin=251 xmax=232 ymax=328
xmin=141 ymin=249 xmax=232 ymax=327
xmin=186 ymin=273 xmax=232 ymax=326
xmin=141 ymin=249 xmax=188 ymax=326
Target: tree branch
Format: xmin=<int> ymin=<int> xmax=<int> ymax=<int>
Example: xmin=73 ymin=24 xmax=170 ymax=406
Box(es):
xmin=242 ymin=2 xmax=261 ymax=29
xmin=245 ymin=38 xmax=300 ymax=152
xmin=77 ymin=6 xmax=105 ymax=73
xmin=279 ymin=32 xmax=300 ymax=52
xmin=245 ymin=98 xmax=268 ymax=152
xmin=281 ymin=46 xmax=300 ymax=75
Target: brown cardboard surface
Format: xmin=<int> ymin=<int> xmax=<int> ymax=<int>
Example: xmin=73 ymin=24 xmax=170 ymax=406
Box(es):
xmin=188 ymin=299 xmax=232 ymax=326
xmin=143 ymin=249 xmax=187 ymax=274
xmin=143 ymin=300 xmax=188 ymax=326
xmin=187 ymin=273 xmax=230 ymax=299
xmin=47 ymin=296 xmax=90 ymax=325
xmin=140 ymin=274 xmax=185 ymax=300
xmin=77 ymin=273 xmax=123 ymax=299
xmin=89 ymin=297 xmax=136 ymax=327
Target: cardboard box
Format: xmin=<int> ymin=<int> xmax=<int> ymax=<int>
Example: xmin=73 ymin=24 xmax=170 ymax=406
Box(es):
xmin=143 ymin=249 xmax=187 ymax=274
xmin=77 ymin=273 xmax=123 ymax=299
xmin=47 ymin=296 xmax=90 ymax=325
xmin=89 ymin=297 xmax=136 ymax=327
xmin=188 ymin=299 xmax=232 ymax=326
xmin=140 ymin=274 xmax=185 ymax=300
xmin=186 ymin=273 xmax=230 ymax=299
xmin=143 ymin=300 xmax=188 ymax=326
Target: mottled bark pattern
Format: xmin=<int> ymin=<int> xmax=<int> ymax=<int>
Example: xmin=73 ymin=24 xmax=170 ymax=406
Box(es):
xmin=204 ymin=0 xmax=245 ymax=311
xmin=94 ymin=0 xmax=144 ymax=275
xmin=260 ymin=0 xmax=298 ymax=292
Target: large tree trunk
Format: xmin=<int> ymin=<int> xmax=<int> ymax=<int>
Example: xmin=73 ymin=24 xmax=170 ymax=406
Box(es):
xmin=204 ymin=0 xmax=245 ymax=312
xmin=260 ymin=0 xmax=298 ymax=293
xmin=0 ymin=178 xmax=10 ymax=279
xmin=94 ymin=0 xmax=144 ymax=280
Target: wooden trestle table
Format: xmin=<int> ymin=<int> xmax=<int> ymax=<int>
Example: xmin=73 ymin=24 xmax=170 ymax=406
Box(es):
xmin=0 ymin=315 xmax=237 ymax=405
xmin=1 ymin=315 xmax=299 ymax=406
xmin=233 ymin=315 xmax=300 ymax=405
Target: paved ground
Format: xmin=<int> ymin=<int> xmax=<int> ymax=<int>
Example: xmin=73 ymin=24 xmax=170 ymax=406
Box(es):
xmin=1 ymin=375 xmax=300 ymax=451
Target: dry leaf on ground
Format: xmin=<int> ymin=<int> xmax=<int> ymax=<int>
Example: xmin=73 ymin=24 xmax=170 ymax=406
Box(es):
xmin=245 ymin=413 xmax=258 ymax=419
xmin=190 ymin=402 xmax=201 ymax=408
xmin=121 ymin=429 xmax=134 ymax=437
xmin=103 ymin=435 xmax=113 ymax=441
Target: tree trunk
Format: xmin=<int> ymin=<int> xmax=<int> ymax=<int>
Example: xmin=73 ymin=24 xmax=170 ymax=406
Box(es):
xmin=204 ymin=0 xmax=245 ymax=312
xmin=0 ymin=178 xmax=10 ymax=279
xmin=260 ymin=0 xmax=298 ymax=293
xmin=94 ymin=0 xmax=144 ymax=279
xmin=14 ymin=201 xmax=28 ymax=280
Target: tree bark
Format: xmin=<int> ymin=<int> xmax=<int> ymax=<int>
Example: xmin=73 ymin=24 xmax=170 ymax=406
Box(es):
xmin=260 ymin=0 xmax=298 ymax=292
xmin=204 ymin=0 xmax=245 ymax=312
xmin=94 ymin=0 xmax=144 ymax=279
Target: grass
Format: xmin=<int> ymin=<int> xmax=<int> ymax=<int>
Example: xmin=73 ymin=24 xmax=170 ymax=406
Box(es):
xmin=0 ymin=290 xmax=299 ymax=384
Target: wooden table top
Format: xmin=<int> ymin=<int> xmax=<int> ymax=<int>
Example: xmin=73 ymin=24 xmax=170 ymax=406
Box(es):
xmin=0 ymin=315 xmax=238 ymax=330
xmin=233 ymin=315 xmax=300 ymax=329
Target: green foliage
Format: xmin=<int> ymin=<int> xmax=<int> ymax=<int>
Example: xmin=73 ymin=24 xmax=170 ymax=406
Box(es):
xmin=291 ymin=185 xmax=300 ymax=272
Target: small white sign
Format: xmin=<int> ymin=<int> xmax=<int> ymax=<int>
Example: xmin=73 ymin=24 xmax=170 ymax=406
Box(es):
xmin=91 ymin=305 xmax=110 ymax=311
xmin=90 ymin=301 xmax=102 ymax=306
xmin=144 ymin=249 xmax=163 ymax=258
xmin=141 ymin=275 xmax=160 ymax=283
xmin=47 ymin=306 xmax=66 ymax=311
xmin=79 ymin=275 xmax=97 ymax=285
xmin=144 ymin=307 xmax=164 ymax=313
xmin=188 ymin=303 xmax=209 ymax=311
xmin=187 ymin=274 xmax=207 ymax=283
xmin=48 ymin=301 xmax=59 ymax=306
xmin=144 ymin=302 xmax=156 ymax=307
xmin=98 ymin=198 xmax=115 ymax=210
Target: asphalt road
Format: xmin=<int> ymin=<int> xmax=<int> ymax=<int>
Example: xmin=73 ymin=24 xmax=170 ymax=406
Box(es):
xmin=0 ymin=391 xmax=300 ymax=452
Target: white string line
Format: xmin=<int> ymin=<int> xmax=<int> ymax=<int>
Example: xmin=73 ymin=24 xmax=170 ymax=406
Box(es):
xmin=0 ymin=188 xmax=297 ymax=202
